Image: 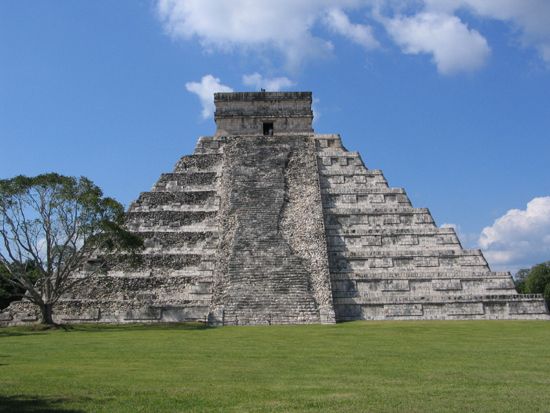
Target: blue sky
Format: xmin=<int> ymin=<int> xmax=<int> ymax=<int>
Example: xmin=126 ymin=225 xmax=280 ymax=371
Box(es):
xmin=1 ymin=0 xmax=549 ymax=273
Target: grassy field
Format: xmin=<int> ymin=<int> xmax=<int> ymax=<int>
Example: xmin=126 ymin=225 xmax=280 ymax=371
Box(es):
xmin=0 ymin=321 xmax=549 ymax=413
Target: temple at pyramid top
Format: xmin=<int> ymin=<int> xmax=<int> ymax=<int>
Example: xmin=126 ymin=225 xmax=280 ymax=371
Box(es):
xmin=214 ymin=91 xmax=314 ymax=136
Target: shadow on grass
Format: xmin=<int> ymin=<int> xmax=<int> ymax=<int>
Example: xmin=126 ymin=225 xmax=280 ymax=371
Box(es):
xmin=0 ymin=326 xmax=53 ymax=338
xmin=0 ymin=322 xmax=212 ymax=337
xmin=66 ymin=322 xmax=212 ymax=333
xmin=0 ymin=395 xmax=84 ymax=413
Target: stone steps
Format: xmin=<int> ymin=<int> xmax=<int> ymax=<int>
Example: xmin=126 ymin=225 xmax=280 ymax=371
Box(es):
xmin=331 ymin=278 xmax=517 ymax=297
xmin=322 ymin=187 xmax=408 ymax=195
xmin=320 ymin=183 xmax=390 ymax=191
xmin=152 ymin=186 xmax=218 ymax=193
xmin=328 ymin=248 xmax=485 ymax=258
xmin=333 ymin=294 xmax=541 ymax=305
xmin=212 ymin=135 xmax=333 ymax=325
xmin=174 ymin=153 xmax=223 ymax=173
xmin=194 ymin=137 xmax=225 ymax=154
xmin=115 ymin=253 xmax=207 ymax=269
xmin=329 ymin=262 xmax=489 ymax=272
xmin=126 ymin=210 xmax=217 ymax=226
xmin=320 ymin=169 xmax=385 ymax=177
xmin=327 ymin=255 xmax=487 ymax=268
xmin=130 ymin=225 xmax=218 ymax=233
xmin=330 ymin=269 xmax=512 ymax=279
xmin=325 ymin=208 xmax=434 ymax=217
xmin=153 ymin=172 xmax=218 ymax=191
xmin=325 ymin=200 xmax=413 ymax=208
xmin=138 ymin=231 xmax=218 ymax=250
xmin=326 ymin=227 xmax=456 ymax=236
xmin=132 ymin=191 xmax=218 ymax=208
xmin=317 ymin=150 xmax=358 ymax=157
xmin=132 ymin=205 xmax=218 ymax=213
xmin=327 ymin=240 xmax=462 ymax=249
xmin=325 ymin=216 xmax=436 ymax=227
xmin=333 ymin=294 xmax=549 ymax=321
xmin=142 ymin=246 xmax=216 ymax=254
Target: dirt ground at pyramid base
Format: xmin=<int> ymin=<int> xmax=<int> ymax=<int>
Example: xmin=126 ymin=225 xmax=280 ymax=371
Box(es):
xmin=1 ymin=321 xmax=549 ymax=413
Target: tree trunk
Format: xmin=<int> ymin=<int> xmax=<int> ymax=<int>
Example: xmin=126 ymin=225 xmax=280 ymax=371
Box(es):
xmin=40 ymin=303 xmax=55 ymax=325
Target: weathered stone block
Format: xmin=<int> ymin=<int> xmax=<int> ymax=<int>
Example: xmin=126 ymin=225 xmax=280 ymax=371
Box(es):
xmin=433 ymin=279 xmax=463 ymax=291
xmin=382 ymin=280 xmax=410 ymax=291
xmin=385 ymin=304 xmax=423 ymax=317
xmin=446 ymin=303 xmax=484 ymax=316
xmin=62 ymin=308 xmax=100 ymax=321
xmin=509 ymin=301 xmax=548 ymax=315
xmin=369 ymin=258 xmax=393 ymax=268
xmin=124 ymin=307 xmax=161 ymax=321
xmin=415 ymin=257 xmax=439 ymax=267
xmin=341 ymin=194 xmax=357 ymax=203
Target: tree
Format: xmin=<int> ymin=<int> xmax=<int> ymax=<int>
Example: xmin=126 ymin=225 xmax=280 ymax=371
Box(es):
xmin=517 ymin=261 xmax=550 ymax=306
xmin=545 ymin=284 xmax=550 ymax=306
xmin=524 ymin=262 xmax=550 ymax=296
xmin=513 ymin=268 xmax=530 ymax=293
xmin=0 ymin=261 xmax=39 ymax=309
xmin=0 ymin=173 xmax=142 ymax=325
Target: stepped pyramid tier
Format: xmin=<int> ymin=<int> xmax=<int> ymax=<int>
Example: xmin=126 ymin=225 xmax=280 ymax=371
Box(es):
xmin=1 ymin=91 xmax=548 ymax=326
xmin=314 ymin=135 xmax=547 ymax=320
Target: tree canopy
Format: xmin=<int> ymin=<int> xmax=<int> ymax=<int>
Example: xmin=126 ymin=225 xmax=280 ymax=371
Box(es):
xmin=0 ymin=173 xmax=142 ymax=324
xmin=515 ymin=261 xmax=550 ymax=305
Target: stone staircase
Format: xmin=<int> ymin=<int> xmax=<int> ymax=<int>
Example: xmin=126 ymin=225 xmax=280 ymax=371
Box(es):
xmin=209 ymin=135 xmax=334 ymax=325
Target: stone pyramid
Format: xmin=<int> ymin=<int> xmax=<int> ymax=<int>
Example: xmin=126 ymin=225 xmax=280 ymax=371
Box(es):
xmin=2 ymin=92 xmax=548 ymax=325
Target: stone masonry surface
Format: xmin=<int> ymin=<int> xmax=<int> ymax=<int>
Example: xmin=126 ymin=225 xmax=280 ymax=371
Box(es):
xmin=1 ymin=91 xmax=548 ymax=325
xmin=209 ymin=136 xmax=334 ymax=325
xmin=314 ymin=134 xmax=548 ymax=320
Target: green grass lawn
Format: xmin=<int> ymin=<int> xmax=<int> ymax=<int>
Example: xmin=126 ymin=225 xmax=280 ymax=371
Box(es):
xmin=1 ymin=321 xmax=549 ymax=413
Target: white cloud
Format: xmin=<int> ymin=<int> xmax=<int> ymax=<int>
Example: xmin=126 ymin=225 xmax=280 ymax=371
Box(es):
xmin=242 ymin=73 xmax=295 ymax=91
xmin=156 ymin=0 xmax=361 ymax=69
xmin=423 ymin=0 xmax=550 ymax=66
xmin=185 ymin=75 xmax=233 ymax=119
xmin=324 ymin=8 xmax=379 ymax=50
xmin=479 ymin=196 xmax=550 ymax=270
xmin=468 ymin=0 xmax=550 ymax=66
xmin=382 ymin=11 xmax=490 ymax=74
xmin=156 ymin=0 xmax=550 ymax=73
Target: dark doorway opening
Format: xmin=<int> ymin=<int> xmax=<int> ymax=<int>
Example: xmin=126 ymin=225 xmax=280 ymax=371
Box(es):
xmin=263 ymin=122 xmax=274 ymax=136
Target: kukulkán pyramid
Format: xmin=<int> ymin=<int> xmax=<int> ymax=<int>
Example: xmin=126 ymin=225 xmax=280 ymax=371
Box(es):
xmin=2 ymin=92 xmax=549 ymax=325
